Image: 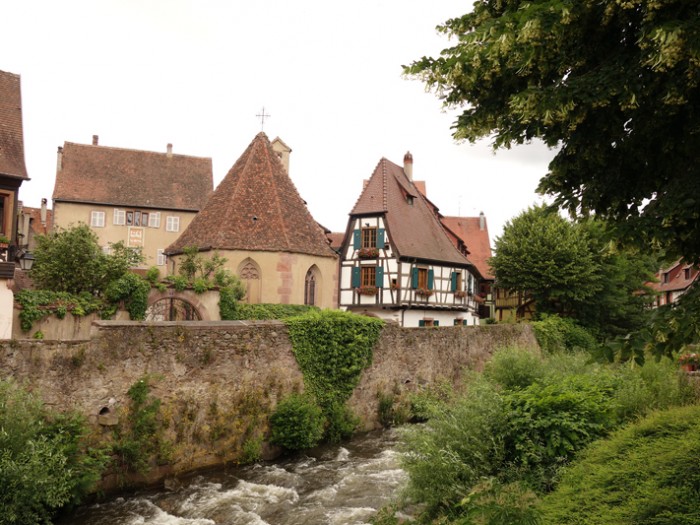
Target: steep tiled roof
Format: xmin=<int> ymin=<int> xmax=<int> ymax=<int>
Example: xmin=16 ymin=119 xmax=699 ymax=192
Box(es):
xmin=52 ymin=141 xmax=213 ymax=211
xmin=442 ymin=215 xmax=494 ymax=280
xmin=649 ymin=260 xmax=699 ymax=293
xmin=22 ymin=205 xmax=51 ymax=237
xmin=350 ymin=157 xmax=470 ymax=266
xmin=327 ymin=232 xmax=345 ymax=252
xmin=0 ymin=70 xmax=29 ymax=180
xmin=167 ymin=133 xmax=337 ymax=258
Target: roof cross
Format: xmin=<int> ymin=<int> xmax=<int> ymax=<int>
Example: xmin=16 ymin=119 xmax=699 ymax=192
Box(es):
xmin=256 ymin=107 xmax=271 ymax=131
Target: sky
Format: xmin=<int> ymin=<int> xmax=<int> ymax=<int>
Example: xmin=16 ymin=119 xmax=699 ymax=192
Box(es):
xmin=2 ymin=0 xmax=555 ymax=245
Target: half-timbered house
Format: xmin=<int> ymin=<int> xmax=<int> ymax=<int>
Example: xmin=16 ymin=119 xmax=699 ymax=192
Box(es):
xmin=339 ymin=152 xmax=481 ymax=327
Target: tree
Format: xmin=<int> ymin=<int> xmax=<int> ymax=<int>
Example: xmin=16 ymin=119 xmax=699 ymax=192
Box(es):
xmin=31 ymin=224 xmax=143 ymax=296
xmin=491 ymin=206 xmax=657 ymax=339
xmin=405 ymin=0 xmax=700 ymax=261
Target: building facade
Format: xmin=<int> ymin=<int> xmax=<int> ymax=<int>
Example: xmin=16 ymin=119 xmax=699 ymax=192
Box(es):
xmin=52 ymin=136 xmax=213 ymax=268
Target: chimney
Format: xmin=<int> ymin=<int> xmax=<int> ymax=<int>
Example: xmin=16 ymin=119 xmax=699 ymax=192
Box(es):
xmin=167 ymin=143 xmax=173 ymax=157
xmin=404 ymin=151 xmax=413 ymax=181
xmin=41 ymin=198 xmax=47 ymax=227
xmin=92 ymin=135 xmax=99 ymax=146
xmin=56 ymin=146 xmax=63 ymax=172
xmin=271 ymin=137 xmax=292 ymax=174
xmin=479 ymin=211 xmax=486 ymax=231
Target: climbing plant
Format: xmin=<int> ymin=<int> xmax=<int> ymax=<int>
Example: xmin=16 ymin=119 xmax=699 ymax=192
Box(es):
xmin=284 ymin=310 xmax=383 ymax=419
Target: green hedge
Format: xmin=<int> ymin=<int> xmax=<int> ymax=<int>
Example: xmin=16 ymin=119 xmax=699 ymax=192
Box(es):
xmin=222 ymin=303 xmax=318 ymax=320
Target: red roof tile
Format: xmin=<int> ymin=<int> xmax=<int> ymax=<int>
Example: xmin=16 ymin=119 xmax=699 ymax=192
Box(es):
xmin=441 ymin=215 xmax=494 ymax=280
xmin=52 ymin=141 xmax=212 ymax=211
xmin=166 ymin=133 xmax=337 ymax=258
xmin=0 ymin=70 xmax=29 ymax=180
xmin=351 ymin=157 xmax=470 ymax=266
xmin=649 ymin=260 xmax=699 ymax=293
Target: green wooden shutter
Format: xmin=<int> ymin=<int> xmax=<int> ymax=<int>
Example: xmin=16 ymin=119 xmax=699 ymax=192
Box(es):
xmin=453 ymin=319 xmax=460 ymax=326
xmin=376 ymin=228 xmax=385 ymax=248
xmin=450 ymin=271 xmax=458 ymax=292
xmin=434 ymin=320 xmax=440 ymax=327
xmin=411 ymin=267 xmax=419 ymax=288
xmin=351 ymin=267 xmax=361 ymax=288
xmin=468 ymin=274 xmax=473 ymax=294
xmin=375 ymin=266 xmax=384 ymax=288
xmin=353 ymin=229 xmax=361 ymax=250
xmin=427 ymin=269 xmax=434 ymax=289
xmin=418 ymin=320 xmax=425 ymax=327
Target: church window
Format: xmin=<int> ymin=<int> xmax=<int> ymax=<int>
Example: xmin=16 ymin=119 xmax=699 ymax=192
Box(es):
xmin=305 ymin=268 xmax=317 ymax=305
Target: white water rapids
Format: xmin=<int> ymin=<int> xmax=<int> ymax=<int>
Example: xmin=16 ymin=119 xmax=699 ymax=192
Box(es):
xmin=59 ymin=430 xmax=407 ymax=525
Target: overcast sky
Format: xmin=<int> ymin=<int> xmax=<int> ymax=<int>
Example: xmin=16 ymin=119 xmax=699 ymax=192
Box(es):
xmin=3 ymin=0 xmax=555 ymax=244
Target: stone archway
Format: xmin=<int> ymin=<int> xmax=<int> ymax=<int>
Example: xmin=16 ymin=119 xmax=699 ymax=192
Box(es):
xmin=146 ymin=297 xmax=202 ymax=321
xmin=238 ymin=258 xmax=261 ymax=304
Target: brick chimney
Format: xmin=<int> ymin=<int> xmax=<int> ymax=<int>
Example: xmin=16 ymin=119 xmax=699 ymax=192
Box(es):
xmin=92 ymin=135 xmax=99 ymax=146
xmin=167 ymin=143 xmax=173 ymax=157
xmin=404 ymin=151 xmax=413 ymax=181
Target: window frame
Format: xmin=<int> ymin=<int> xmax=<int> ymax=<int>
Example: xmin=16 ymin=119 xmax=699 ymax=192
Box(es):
xmin=91 ymin=210 xmax=106 ymax=228
xmin=165 ymin=215 xmax=180 ymax=232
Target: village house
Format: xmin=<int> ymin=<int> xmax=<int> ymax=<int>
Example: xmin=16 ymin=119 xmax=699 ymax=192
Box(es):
xmin=338 ymin=152 xmax=482 ymax=327
xmin=166 ymin=132 xmax=338 ymax=309
xmin=51 ymin=136 xmax=213 ymax=268
xmin=0 ymin=69 xmax=30 ymax=338
xmin=651 ymin=260 xmax=699 ymax=307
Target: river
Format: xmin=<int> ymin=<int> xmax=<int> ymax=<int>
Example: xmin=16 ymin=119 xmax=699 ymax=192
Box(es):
xmin=58 ymin=429 xmax=407 ymax=525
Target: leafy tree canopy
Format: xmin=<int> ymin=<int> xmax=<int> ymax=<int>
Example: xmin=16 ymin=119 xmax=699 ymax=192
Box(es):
xmin=31 ymin=224 xmax=143 ymax=296
xmin=491 ymin=205 xmax=657 ymax=338
xmin=405 ymin=0 xmax=700 ymax=260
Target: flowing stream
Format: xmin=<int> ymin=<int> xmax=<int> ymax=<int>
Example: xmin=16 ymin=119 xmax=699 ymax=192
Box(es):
xmin=58 ymin=429 xmax=407 ymax=525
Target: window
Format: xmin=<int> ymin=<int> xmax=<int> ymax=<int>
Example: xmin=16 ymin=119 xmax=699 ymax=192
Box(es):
xmin=685 ymin=268 xmax=691 ymax=280
xmin=411 ymin=267 xmax=434 ymax=290
xmin=142 ymin=212 xmax=149 ymax=226
xmin=361 ymin=227 xmax=377 ymax=249
xmin=663 ymin=272 xmax=670 ymax=284
xmin=134 ymin=211 xmax=142 ymax=227
xmin=156 ymin=249 xmax=166 ymax=266
xmin=451 ymin=271 xmax=463 ymax=292
xmin=102 ymin=245 xmax=111 ymax=255
xmin=419 ymin=319 xmax=439 ymax=327
xmin=91 ymin=211 xmax=105 ymax=227
xmin=113 ymin=209 xmax=126 ymax=226
xmin=305 ymin=267 xmax=317 ymax=306
xmin=361 ymin=266 xmax=376 ymax=287
xmin=166 ymin=216 xmax=180 ymax=232
xmin=417 ymin=268 xmax=428 ymax=289
xmin=149 ymin=212 xmax=161 ymax=228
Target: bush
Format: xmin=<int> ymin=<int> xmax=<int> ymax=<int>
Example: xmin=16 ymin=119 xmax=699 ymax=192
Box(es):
xmin=225 ymin=303 xmax=318 ymax=320
xmin=483 ymin=346 xmax=545 ymax=390
xmin=539 ymin=405 xmax=700 ymax=524
xmin=400 ymin=378 xmax=508 ymax=516
xmin=269 ymin=394 xmax=325 ymax=451
xmin=104 ymin=272 xmax=150 ymax=320
xmin=532 ymin=314 xmax=597 ymax=353
xmin=0 ymin=380 xmax=108 ymax=524
xmin=324 ymin=402 xmax=359 ymax=444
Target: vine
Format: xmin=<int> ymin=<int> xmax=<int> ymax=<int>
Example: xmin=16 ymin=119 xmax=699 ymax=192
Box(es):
xmin=284 ymin=310 xmax=383 ymax=439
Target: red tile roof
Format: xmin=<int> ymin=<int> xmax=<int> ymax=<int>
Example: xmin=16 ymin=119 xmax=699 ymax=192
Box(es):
xmin=21 ymin=205 xmax=51 ymax=237
xmin=327 ymin=232 xmax=345 ymax=252
xmin=351 ymin=157 xmax=470 ymax=266
xmin=0 ymin=70 xmax=29 ymax=180
xmin=52 ymin=141 xmax=213 ymax=211
xmin=441 ymin=215 xmax=494 ymax=280
xmin=649 ymin=260 xmax=699 ymax=293
xmin=166 ymin=133 xmax=337 ymax=258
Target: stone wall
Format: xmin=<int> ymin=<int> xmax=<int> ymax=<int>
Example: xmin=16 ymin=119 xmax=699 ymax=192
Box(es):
xmin=0 ymin=320 xmax=538 ymax=487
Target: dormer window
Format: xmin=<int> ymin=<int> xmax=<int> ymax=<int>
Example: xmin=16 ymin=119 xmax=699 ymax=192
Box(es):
xmin=407 ymin=196 xmax=414 ymax=206
xmin=685 ymin=268 xmax=691 ymax=280
xmin=663 ymin=272 xmax=670 ymax=284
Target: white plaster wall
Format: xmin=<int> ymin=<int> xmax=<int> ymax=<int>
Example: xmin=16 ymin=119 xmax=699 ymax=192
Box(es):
xmin=0 ymin=280 xmax=13 ymax=339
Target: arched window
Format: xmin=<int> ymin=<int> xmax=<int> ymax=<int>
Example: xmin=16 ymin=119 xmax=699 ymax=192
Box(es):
xmin=305 ymin=266 xmax=319 ymax=306
xmin=238 ymin=258 xmax=261 ymax=304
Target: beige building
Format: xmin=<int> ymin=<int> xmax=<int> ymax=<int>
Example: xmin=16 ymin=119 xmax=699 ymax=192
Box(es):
xmin=166 ymin=133 xmax=338 ymax=309
xmin=52 ymin=136 xmax=213 ymax=268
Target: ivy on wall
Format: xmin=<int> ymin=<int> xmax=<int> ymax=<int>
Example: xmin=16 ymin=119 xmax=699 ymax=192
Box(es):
xmin=284 ymin=310 xmax=383 ymax=412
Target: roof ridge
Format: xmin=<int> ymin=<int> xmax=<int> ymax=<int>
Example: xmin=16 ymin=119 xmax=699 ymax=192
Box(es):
xmin=63 ymin=141 xmax=211 ymax=160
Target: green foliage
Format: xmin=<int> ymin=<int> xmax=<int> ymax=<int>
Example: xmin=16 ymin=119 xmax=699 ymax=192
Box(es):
xmin=145 ymin=266 xmax=160 ymax=285
xmin=531 ymin=314 xmax=597 ymax=354
xmin=408 ymin=380 xmax=455 ymax=422
xmin=539 ymin=405 xmax=700 ymax=524
xmin=223 ymin=303 xmax=317 ymax=321
xmin=112 ymin=377 xmax=165 ymax=475
xmin=0 ymin=380 xmax=108 ymax=524
xmin=104 ymin=272 xmax=150 ymax=320
xmin=285 ymin=310 xmax=383 ymax=415
xmin=167 ymin=275 xmax=188 ymax=292
xmin=405 ymin=0 xmax=700 ymax=261
xmin=31 ymin=225 xmax=143 ymax=295
xmin=398 ymin=347 xmax=697 ymax=521
xmin=16 ymin=290 xmax=104 ymax=332
xmin=269 ymin=394 xmax=325 ymax=451
xmin=324 ymin=401 xmax=359 ymax=444
xmin=491 ymin=208 xmax=657 ymax=340
xmin=192 ymin=277 xmax=210 ymax=294
xmin=240 ymin=436 xmax=263 ymax=464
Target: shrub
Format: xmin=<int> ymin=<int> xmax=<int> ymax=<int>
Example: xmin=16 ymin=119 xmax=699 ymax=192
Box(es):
xmin=408 ymin=380 xmax=454 ymax=422
xmin=532 ymin=314 xmax=597 ymax=353
xmin=539 ymin=405 xmax=700 ymax=524
xmin=269 ymin=394 xmax=325 ymax=450
xmin=225 ymin=303 xmax=317 ymax=320
xmin=400 ymin=378 xmax=508 ymax=516
xmin=324 ymin=401 xmax=359 ymax=444
xmin=145 ymin=266 xmax=160 ymax=285
xmin=0 ymin=380 xmax=108 ymax=524
xmin=483 ymin=346 xmax=545 ymax=390
xmin=104 ymin=272 xmax=150 ymax=320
